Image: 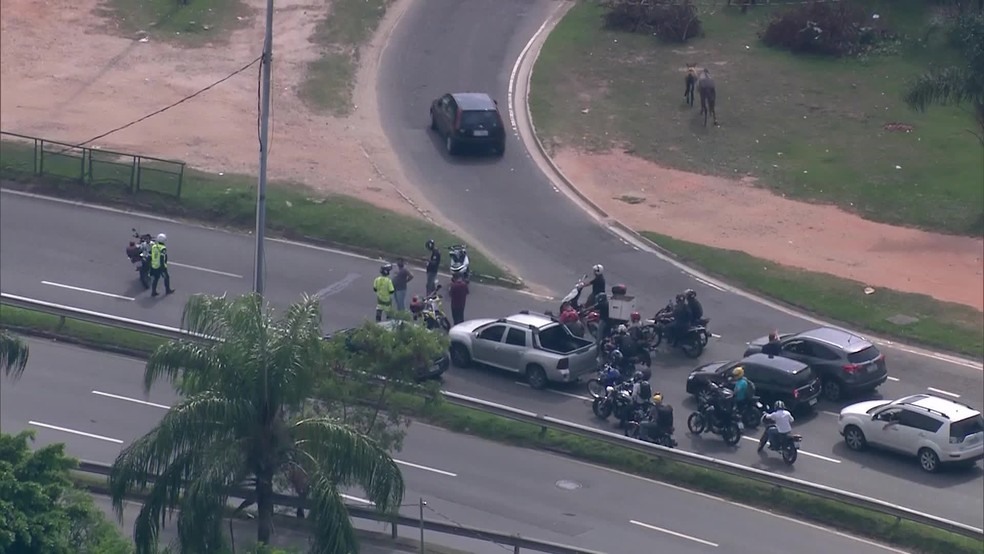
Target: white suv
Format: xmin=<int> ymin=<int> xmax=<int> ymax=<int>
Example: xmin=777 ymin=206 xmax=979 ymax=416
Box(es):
xmin=839 ymin=394 xmax=984 ymax=472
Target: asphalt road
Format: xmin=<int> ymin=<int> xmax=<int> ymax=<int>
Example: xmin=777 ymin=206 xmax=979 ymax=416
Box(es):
xmin=1 ymin=189 xmax=982 ymax=527
xmin=1 ymin=338 xmax=906 ymax=554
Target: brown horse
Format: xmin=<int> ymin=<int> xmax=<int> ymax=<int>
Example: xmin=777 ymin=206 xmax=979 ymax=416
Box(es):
xmin=684 ymin=63 xmax=697 ymax=107
xmin=697 ymin=68 xmax=718 ymax=127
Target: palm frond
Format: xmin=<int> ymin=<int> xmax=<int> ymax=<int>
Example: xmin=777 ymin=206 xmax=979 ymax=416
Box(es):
xmin=306 ymin=475 xmax=361 ymax=554
xmin=265 ymin=295 xmax=325 ymax=407
xmin=145 ymin=340 xmax=225 ymax=394
xmin=175 ymin=440 xmax=249 ymax=553
xmin=292 ymin=417 xmax=404 ymax=512
xmin=0 ymin=330 xmax=30 ymax=380
xmin=180 ymin=294 xmax=236 ymax=339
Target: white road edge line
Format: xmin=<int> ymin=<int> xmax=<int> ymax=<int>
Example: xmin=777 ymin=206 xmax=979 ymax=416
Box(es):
xmin=168 ymin=262 xmax=243 ymax=279
xmin=820 ymin=410 xmax=840 ymax=417
xmin=92 ymin=390 xmax=171 ymax=410
xmin=394 ymin=460 xmax=457 ymax=477
xmin=29 ymin=421 xmax=124 ymax=444
xmin=692 ymin=276 xmax=726 ymax=293
xmin=507 ymin=17 xmax=553 ymax=131
xmin=886 ymin=376 xmax=900 ymax=382
xmin=629 ymin=520 xmax=719 ymax=547
xmin=927 ymin=387 xmax=960 ymax=398
xmin=41 ymin=281 xmax=134 ymax=301
xmin=740 ymin=436 xmax=841 ymax=464
xmin=513 ymin=381 xmax=591 ymax=401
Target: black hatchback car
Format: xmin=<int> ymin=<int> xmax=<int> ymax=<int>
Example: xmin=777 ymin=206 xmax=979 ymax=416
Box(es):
xmin=685 ymin=354 xmax=822 ymax=413
xmin=744 ymin=327 xmax=888 ymax=402
xmin=430 ymin=92 xmax=506 ymax=156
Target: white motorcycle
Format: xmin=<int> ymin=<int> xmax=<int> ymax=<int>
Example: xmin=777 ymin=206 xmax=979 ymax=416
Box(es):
xmin=448 ymin=245 xmax=470 ymax=280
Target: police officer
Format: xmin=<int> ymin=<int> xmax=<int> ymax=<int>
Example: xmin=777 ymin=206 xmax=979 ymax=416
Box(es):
xmin=150 ymin=234 xmax=175 ymax=297
xmin=373 ymin=263 xmax=395 ymax=322
xmin=425 ymin=239 xmax=441 ymax=295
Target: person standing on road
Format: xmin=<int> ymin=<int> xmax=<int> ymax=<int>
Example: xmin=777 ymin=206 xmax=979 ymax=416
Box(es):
xmin=392 ymin=258 xmax=413 ymax=312
xmin=425 ymin=239 xmax=441 ymax=295
xmin=448 ymin=272 xmax=469 ymax=325
xmin=373 ymin=264 xmax=395 ymax=322
xmin=150 ymin=233 xmax=175 ymax=297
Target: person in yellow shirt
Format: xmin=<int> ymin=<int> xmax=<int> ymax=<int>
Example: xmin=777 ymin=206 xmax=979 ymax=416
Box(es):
xmin=373 ymin=263 xmax=395 ymax=322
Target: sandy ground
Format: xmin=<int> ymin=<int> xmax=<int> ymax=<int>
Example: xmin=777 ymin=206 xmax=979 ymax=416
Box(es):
xmin=553 ymin=148 xmax=984 ymax=310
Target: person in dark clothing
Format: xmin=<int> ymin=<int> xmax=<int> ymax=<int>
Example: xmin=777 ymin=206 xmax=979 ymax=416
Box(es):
xmin=762 ymin=331 xmax=782 ymax=357
xmin=684 ymin=288 xmax=704 ymax=325
xmin=391 ymin=258 xmax=413 ymax=312
xmin=616 ymin=324 xmax=651 ymax=368
xmin=425 ymin=239 xmax=441 ymax=295
xmin=667 ymin=294 xmax=690 ymax=345
xmin=448 ymin=273 xmax=469 ymax=325
xmin=584 ymin=264 xmax=606 ymax=308
xmin=594 ymin=292 xmax=611 ymax=356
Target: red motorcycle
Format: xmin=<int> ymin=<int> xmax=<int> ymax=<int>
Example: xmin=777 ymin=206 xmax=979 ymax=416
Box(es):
xmin=560 ymin=275 xmax=600 ymax=336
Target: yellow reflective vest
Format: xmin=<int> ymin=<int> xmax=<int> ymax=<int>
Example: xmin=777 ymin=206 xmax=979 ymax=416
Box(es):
xmin=150 ymin=243 xmax=167 ymax=269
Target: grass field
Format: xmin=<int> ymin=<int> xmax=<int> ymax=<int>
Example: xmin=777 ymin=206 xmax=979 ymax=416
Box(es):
xmin=299 ymin=0 xmax=392 ymax=115
xmin=96 ymin=0 xmax=253 ymax=45
xmin=530 ymin=0 xmax=984 ymax=236
xmin=642 ymin=232 xmax=984 ymax=358
xmin=2 ymin=307 xmax=979 ymax=554
xmin=0 ymin=138 xmax=513 ymax=282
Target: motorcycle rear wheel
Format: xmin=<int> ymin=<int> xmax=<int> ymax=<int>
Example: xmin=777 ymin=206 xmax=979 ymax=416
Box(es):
xmin=721 ymin=423 xmax=742 ymax=446
xmin=681 ymin=335 xmax=704 ymax=359
xmin=782 ymin=445 xmax=798 ymax=465
xmin=586 ymin=379 xmax=605 ymax=399
xmin=648 ymin=326 xmax=663 ymax=349
xmin=687 ymin=412 xmax=706 ymax=434
xmin=592 ymin=398 xmax=613 ymax=420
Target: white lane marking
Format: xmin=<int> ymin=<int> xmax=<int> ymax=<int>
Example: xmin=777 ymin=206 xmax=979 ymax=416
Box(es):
xmin=514 ymin=288 xmax=555 ymax=301
xmin=394 ymin=460 xmax=457 ymax=477
xmin=342 ymin=494 xmax=374 ymax=505
xmin=630 ymin=520 xmax=719 ymax=547
xmin=507 ymin=16 xmax=554 ymax=130
xmin=710 ymin=333 xmax=722 ymax=338
xmin=29 ymin=421 xmax=124 ymax=444
xmin=41 ymin=281 xmax=134 ymax=301
xmin=513 ymin=381 xmax=591 ymax=401
xmin=886 ymin=376 xmax=900 ymax=382
xmin=740 ymin=436 xmax=841 ymax=464
xmin=820 ymin=411 xmax=840 ymax=417
xmin=168 ymin=262 xmax=243 ymax=279
xmin=92 ymin=390 xmax=171 ymax=410
xmin=927 ymin=387 xmax=960 ymax=398
xmin=692 ymin=276 xmax=726 ymax=292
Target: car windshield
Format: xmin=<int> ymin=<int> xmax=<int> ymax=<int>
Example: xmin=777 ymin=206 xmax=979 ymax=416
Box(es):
xmin=950 ymin=414 xmax=984 ymax=439
xmin=461 ymin=110 xmax=499 ymax=128
xmin=847 ymin=346 xmax=881 ymax=363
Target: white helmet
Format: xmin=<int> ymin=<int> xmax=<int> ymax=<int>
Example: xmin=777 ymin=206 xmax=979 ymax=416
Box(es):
xmin=592 ymin=264 xmax=604 ymax=274
xmin=156 ymin=233 xmax=167 ymax=243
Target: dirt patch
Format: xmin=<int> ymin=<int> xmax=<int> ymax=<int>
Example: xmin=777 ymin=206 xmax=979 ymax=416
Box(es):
xmin=553 ymin=148 xmax=984 ymax=311
xmin=0 ymin=0 xmax=418 ymax=217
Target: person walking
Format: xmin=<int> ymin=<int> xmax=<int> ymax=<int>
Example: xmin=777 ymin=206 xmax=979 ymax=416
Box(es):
xmin=392 ymin=258 xmax=413 ymax=312
xmin=150 ymin=233 xmax=175 ymax=297
xmin=448 ymin=272 xmax=469 ymax=325
xmin=425 ymin=239 xmax=441 ymax=295
xmin=373 ymin=264 xmax=395 ymax=322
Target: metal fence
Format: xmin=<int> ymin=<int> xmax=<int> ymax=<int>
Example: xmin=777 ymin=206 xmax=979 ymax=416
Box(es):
xmin=2 ymin=292 xmax=982 ymax=542
xmin=0 ymin=131 xmax=186 ymax=197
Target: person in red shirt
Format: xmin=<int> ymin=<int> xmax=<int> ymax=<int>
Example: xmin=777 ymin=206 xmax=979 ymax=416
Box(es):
xmin=558 ymin=301 xmax=585 ymax=337
xmin=448 ymin=273 xmax=469 ymax=325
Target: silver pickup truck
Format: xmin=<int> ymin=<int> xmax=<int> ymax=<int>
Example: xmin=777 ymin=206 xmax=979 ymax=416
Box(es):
xmin=447 ymin=311 xmax=598 ymax=389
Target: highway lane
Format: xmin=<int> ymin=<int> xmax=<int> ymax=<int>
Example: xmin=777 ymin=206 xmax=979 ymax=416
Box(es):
xmin=0 ymin=338 xmax=906 ymax=554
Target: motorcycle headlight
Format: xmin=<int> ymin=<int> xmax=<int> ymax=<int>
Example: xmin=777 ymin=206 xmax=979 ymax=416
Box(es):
xmin=605 ymin=386 xmax=614 ymax=393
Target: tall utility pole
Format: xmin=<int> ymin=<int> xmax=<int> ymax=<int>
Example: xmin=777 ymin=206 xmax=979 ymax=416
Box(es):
xmin=254 ymin=0 xmax=274 ymax=297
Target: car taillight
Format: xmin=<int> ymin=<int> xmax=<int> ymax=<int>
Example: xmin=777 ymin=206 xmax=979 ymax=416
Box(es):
xmin=793 ymin=388 xmax=800 ymax=399
xmin=842 ymin=363 xmax=861 ymax=374
xmin=557 ymin=358 xmax=569 ymax=370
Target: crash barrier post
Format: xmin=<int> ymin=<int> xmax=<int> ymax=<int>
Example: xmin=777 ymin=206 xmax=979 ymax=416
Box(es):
xmin=1 ymin=293 xmax=981 ymax=542
xmin=0 ymin=131 xmax=186 ymax=198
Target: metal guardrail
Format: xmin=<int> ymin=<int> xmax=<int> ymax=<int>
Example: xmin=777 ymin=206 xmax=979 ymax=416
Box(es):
xmin=75 ymin=461 xmax=598 ymax=554
xmin=0 ymin=130 xmax=186 ymax=197
xmin=2 ymin=292 xmax=982 ymax=541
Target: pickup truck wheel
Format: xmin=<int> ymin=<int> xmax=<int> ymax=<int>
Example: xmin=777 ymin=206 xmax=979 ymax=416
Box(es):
xmin=526 ymin=365 xmax=548 ymax=390
xmin=449 ymin=343 xmax=471 ymax=368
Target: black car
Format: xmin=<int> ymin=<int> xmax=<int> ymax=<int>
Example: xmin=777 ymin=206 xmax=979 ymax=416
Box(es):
xmin=324 ymin=320 xmax=449 ymax=381
xmin=685 ymin=354 xmax=822 ymax=413
xmin=430 ymin=92 xmax=506 ymax=156
xmin=744 ymin=327 xmax=888 ymax=402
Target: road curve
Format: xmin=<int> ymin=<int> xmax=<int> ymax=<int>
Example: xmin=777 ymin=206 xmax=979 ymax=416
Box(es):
xmin=2 ymin=337 xmax=906 ymax=554
xmin=0 ymin=189 xmax=981 ymax=527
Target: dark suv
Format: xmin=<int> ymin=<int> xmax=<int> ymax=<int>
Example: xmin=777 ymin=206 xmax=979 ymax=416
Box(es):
xmin=744 ymin=327 xmax=888 ymax=402
xmin=430 ymin=92 xmax=506 ymax=156
xmin=685 ymin=354 xmax=822 ymax=413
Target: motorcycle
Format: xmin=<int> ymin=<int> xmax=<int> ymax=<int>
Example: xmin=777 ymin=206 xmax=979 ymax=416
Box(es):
xmin=625 ymin=415 xmax=678 ymax=448
xmin=591 ymin=383 xmax=633 ymax=422
xmin=739 ymin=396 xmax=766 ymax=430
xmin=646 ymin=302 xmax=710 ymax=352
xmin=420 ymin=285 xmax=451 ymax=332
xmin=761 ymin=411 xmax=803 ymax=465
xmin=126 ymin=228 xmax=153 ymax=289
xmin=560 ymin=275 xmax=600 ymax=336
xmin=586 ymin=364 xmax=624 ymax=399
xmin=687 ymin=383 xmax=743 ymax=446
xmin=448 ymin=245 xmax=470 ymax=280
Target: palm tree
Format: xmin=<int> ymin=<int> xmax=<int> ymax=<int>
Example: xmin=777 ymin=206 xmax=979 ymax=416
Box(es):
xmin=108 ymin=293 xmax=404 ymax=554
xmin=0 ymin=329 xmax=30 ymax=432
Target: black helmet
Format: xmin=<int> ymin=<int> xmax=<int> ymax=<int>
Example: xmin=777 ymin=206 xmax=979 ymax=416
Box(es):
xmin=609 ymin=349 xmax=624 ymax=363
xmin=380 ymin=263 xmax=393 ymax=275
xmin=675 ymin=293 xmax=686 ymax=302
xmin=633 ymin=370 xmax=645 ymax=382
xmin=426 ymin=239 xmax=435 ymax=250
xmin=685 ymin=288 xmax=697 ymax=299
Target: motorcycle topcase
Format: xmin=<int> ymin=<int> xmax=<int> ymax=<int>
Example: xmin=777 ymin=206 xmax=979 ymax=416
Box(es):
xmin=611 ymin=284 xmax=627 ymax=296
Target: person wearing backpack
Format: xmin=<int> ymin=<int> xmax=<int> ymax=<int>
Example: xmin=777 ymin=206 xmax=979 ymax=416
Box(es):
xmin=624 ymin=370 xmax=653 ymax=427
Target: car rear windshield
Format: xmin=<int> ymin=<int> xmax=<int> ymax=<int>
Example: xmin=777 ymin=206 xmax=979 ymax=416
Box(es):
xmin=461 ymin=110 xmax=499 ymax=128
xmin=847 ymin=346 xmax=881 ymax=364
xmin=950 ymin=414 xmax=984 ymax=439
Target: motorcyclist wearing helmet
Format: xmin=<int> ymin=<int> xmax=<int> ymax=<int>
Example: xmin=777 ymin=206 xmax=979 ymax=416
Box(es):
xmin=758 ymin=400 xmax=795 ymax=452
xmin=373 ymin=263 xmax=395 ymax=322
xmin=684 ymin=288 xmax=704 ymax=326
xmin=149 ymin=233 xmax=174 ymax=297
xmin=639 ymin=393 xmax=676 ymax=446
xmin=616 ymin=323 xmax=651 ymax=369
xmin=425 ymin=239 xmax=441 ymax=295
xmin=626 ymin=370 xmax=653 ymax=426
xmin=730 ymin=366 xmax=754 ymax=413
xmin=667 ymin=294 xmax=690 ymax=346
xmin=583 ymin=264 xmax=606 ymax=308
xmin=558 ymin=301 xmax=585 ymax=336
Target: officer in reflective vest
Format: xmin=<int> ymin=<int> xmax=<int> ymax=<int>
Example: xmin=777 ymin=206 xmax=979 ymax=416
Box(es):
xmin=150 ymin=233 xmax=175 ymax=297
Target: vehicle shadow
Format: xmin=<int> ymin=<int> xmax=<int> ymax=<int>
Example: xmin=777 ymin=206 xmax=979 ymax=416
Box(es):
xmin=830 ymin=442 xmax=984 ymax=488
xmin=424 ymin=128 xmax=505 ymax=166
